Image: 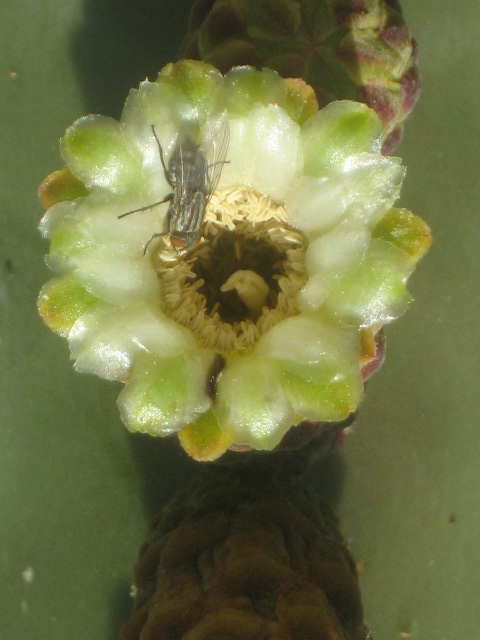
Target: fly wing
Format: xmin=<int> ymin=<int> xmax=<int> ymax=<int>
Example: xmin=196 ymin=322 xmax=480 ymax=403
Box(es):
xmin=171 ymin=125 xmax=205 ymax=235
xmin=203 ymin=119 xmax=230 ymax=200
xmin=172 ymin=130 xmax=190 ymax=205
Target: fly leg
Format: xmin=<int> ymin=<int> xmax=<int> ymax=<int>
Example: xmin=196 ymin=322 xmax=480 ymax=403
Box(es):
xmin=118 ymin=126 xmax=173 ymax=220
xmin=143 ymin=232 xmax=166 ymax=256
xmin=118 ymin=192 xmax=173 ymax=219
xmin=151 ymin=125 xmax=174 ymax=188
xmin=142 ymin=202 xmax=176 ymax=255
xmin=207 ymin=160 xmax=230 ymax=169
xmin=206 ymin=159 xmax=230 ymax=192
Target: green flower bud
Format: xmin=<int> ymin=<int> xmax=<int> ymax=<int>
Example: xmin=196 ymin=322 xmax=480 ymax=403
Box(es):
xmin=181 ymin=0 xmax=421 ymax=153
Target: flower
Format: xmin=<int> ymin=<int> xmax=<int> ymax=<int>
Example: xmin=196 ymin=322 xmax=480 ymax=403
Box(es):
xmin=38 ymin=61 xmax=430 ymax=460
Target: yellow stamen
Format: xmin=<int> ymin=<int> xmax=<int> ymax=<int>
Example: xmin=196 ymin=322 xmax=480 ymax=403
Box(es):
xmin=152 ymin=187 xmax=308 ymax=353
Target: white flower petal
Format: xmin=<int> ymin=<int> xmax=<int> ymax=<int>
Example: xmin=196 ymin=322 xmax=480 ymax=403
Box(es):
xmin=74 ymin=192 xmax=169 ymax=256
xmin=121 ymin=80 xmax=195 ymax=156
xmin=256 ymin=314 xmax=363 ymax=423
xmin=69 ymin=304 xmax=195 ymax=381
xmin=285 ymin=154 xmax=405 ymax=236
xmin=285 ymin=175 xmax=349 ymax=234
xmin=117 ymin=351 xmax=212 ymax=435
xmin=72 ymin=251 xmax=160 ymax=306
xmin=214 ymin=354 xmax=295 ymax=450
xmin=220 ymin=105 xmax=301 ymax=200
xmin=342 ymin=153 xmax=406 ymax=226
xmin=298 ymin=271 xmax=336 ymax=312
xmin=323 ymin=239 xmax=413 ymax=327
xmin=256 ymin=313 xmax=360 ymax=365
xmin=39 ymin=201 xmax=78 ymax=239
xmin=306 ymin=218 xmax=370 ymax=273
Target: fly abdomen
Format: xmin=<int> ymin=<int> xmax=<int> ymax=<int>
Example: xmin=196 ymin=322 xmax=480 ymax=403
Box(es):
xmin=169 ymin=190 xmax=207 ymax=247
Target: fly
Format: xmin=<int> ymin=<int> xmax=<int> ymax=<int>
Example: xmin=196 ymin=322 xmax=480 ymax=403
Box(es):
xmin=118 ymin=120 xmax=229 ymax=253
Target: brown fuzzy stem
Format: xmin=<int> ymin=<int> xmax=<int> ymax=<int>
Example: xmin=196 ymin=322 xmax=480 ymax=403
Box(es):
xmin=119 ymin=464 xmax=373 ymax=639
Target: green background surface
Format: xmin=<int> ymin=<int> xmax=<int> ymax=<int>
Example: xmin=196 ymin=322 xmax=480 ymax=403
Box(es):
xmin=1 ymin=1 xmax=479 ymax=638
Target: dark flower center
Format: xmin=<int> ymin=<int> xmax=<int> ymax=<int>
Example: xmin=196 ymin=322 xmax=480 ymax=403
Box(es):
xmin=152 ymin=186 xmax=308 ymax=352
xmin=192 ymin=223 xmax=286 ymax=323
